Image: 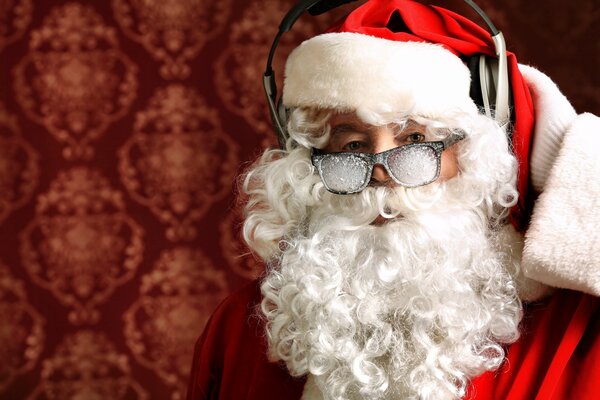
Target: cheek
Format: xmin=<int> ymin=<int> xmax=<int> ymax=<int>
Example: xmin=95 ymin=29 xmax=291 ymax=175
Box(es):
xmin=439 ymin=148 xmax=460 ymax=180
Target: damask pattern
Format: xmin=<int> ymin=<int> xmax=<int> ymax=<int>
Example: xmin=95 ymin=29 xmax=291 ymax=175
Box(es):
xmin=27 ymin=331 xmax=148 ymax=400
xmin=0 ymin=0 xmax=597 ymax=398
xmin=0 ymin=0 xmax=32 ymax=51
xmin=112 ymin=0 xmax=232 ymax=79
xmin=20 ymin=167 xmax=144 ymax=325
xmin=0 ymin=101 xmax=39 ymax=223
xmin=0 ymin=261 xmax=44 ymax=392
xmin=13 ymin=2 xmax=137 ymax=160
xmin=119 ymin=85 xmax=238 ymax=241
xmin=124 ymin=247 xmax=228 ymax=399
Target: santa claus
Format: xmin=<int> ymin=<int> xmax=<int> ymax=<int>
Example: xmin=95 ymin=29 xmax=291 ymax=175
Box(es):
xmin=188 ymin=1 xmax=600 ymax=399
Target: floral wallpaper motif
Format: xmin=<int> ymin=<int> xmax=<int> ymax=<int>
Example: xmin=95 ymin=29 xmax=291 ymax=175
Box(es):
xmin=0 ymin=0 xmax=32 ymax=51
xmin=0 ymin=261 xmax=44 ymax=392
xmin=123 ymin=247 xmax=228 ymax=399
xmin=27 ymin=331 xmax=148 ymax=400
xmin=112 ymin=0 xmax=232 ymax=79
xmin=118 ymin=84 xmax=238 ymax=242
xmin=0 ymin=101 xmax=39 ymax=223
xmin=0 ymin=0 xmax=597 ymax=398
xmin=13 ymin=3 xmax=137 ymax=160
xmin=20 ymin=167 xmax=144 ymax=325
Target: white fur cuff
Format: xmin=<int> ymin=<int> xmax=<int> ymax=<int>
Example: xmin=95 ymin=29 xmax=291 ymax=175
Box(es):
xmin=523 ymin=113 xmax=600 ymax=296
xmin=519 ymin=65 xmax=577 ymax=193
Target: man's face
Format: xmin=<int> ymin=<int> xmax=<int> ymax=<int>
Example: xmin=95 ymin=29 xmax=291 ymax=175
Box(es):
xmin=323 ymin=112 xmax=460 ymax=189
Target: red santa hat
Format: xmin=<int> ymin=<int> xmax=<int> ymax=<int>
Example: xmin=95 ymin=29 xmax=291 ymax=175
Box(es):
xmin=282 ymin=0 xmax=535 ymax=227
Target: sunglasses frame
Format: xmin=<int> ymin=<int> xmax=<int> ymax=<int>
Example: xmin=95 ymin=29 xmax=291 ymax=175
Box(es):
xmin=311 ymin=132 xmax=465 ymax=195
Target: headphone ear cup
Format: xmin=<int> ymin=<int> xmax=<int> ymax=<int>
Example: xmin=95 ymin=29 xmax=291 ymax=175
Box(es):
xmin=468 ymin=54 xmax=495 ymax=118
xmin=468 ymin=55 xmax=485 ymax=111
xmin=480 ymin=55 xmax=498 ymax=118
xmin=468 ymin=54 xmax=513 ymax=123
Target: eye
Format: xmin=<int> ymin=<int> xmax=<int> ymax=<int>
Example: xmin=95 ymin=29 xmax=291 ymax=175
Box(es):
xmin=406 ymin=132 xmax=425 ymax=143
xmin=342 ymin=141 xmax=366 ymax=152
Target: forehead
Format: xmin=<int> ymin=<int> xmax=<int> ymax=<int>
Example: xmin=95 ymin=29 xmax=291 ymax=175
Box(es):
xmin=328 ymin=111 xmax=362 ymax=127
xmin=328 ymin=111 xmax=428 ymax=131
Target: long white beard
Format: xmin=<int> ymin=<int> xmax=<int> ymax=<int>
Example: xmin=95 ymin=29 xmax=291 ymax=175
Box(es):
xmin=260 ymin=182 xmax=523 ymax=400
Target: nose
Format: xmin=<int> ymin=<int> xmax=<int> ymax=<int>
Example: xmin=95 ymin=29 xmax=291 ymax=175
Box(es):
xmin=370 ymin=128 xmax=397 ymax=185
xmin=371 ymin=164 xmax=391 ymax=183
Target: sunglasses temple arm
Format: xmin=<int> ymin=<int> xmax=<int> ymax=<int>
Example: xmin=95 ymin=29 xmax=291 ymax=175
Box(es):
xmin=442 ymin=130 xmax=467 ymax=149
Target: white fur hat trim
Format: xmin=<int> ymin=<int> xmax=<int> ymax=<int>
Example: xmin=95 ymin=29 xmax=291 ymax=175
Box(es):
xmin=283 ymin=32 xmax=478 ymax=117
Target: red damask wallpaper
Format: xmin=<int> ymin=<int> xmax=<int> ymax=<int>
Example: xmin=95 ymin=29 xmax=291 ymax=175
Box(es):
xmin=0 ymin=1 xmax=597 ymax=399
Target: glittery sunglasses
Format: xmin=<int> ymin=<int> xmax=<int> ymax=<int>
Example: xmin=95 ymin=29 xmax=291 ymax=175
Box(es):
xmin=311 ymin=131 xmax=465 ymax=194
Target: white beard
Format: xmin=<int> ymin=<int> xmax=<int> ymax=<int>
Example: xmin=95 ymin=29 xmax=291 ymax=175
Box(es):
xmin=260 ymin=182 xmax=523 ymax=400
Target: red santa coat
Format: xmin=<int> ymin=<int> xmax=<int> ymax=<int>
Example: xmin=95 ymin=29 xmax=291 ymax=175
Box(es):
xmin=187 ymin=279 xmax=600 ymax=399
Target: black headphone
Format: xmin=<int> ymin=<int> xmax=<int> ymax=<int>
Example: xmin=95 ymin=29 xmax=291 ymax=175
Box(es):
xmin=263 ymin=0 xmax=512 ymax=148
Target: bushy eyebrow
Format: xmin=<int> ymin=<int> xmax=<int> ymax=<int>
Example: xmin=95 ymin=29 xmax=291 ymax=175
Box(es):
xmin=330 ymin=123 xmax=374 ymax=136
xmin=329 ymin=120 xmax=429 ymax=138
xmin=401 ymin=120 xmax=427 ymax=131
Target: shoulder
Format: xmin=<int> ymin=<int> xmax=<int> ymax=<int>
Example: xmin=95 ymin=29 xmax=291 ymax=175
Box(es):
xmin=208 ymin=279 xmax=263 ymax=330
xmin=187 ymin=279 xmax=266 ymax=399
xmin=187 ymin=279 xmax=306 ymax=400
xmin=196 ymin=279 xmax=264 ymax=359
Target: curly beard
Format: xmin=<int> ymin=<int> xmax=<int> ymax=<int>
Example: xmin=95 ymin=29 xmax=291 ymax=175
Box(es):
xmin=241 ymin=110 xmax=529 ymax=399
xmin=260 ymin=180 xmax=523 ymax=400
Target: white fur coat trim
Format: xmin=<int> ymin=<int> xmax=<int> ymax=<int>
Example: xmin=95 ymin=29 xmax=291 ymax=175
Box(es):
xmin=519 ymin=65 xmax=577 ymax=192
xmin=523 ymin=113 xmax=600 ymax=296
xmin=282 ymin=32 xmax=478 ymax=117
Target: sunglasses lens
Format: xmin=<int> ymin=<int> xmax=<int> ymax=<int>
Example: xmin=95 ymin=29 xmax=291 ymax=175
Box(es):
xmin=319 ymin=154 xmax=370 ymax=193
xmin=387 ymin=145 xmax=439 ymax=186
